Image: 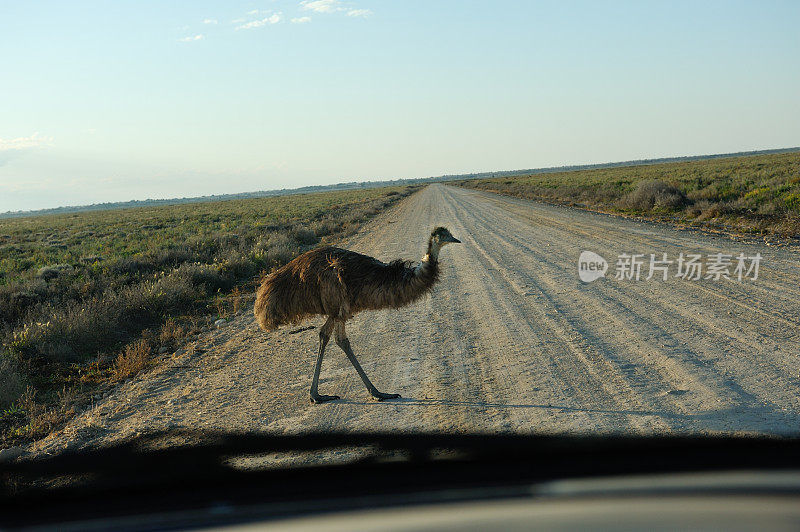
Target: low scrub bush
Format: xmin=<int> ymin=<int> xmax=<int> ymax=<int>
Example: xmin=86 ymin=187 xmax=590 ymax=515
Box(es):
xmin=619 ymin=180 xmax=689 ymax=211
xmin=36 ymin=264 xmax=72 ymax=280
xmin=158 ymin=318 xmax=188 ymax=352
xmin=290 ymin=225 xmax=319 ymax=246
xmin=112 ymin=338 xmax=152 ymax=381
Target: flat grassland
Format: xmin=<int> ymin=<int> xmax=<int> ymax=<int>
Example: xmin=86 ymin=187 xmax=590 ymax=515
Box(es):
xmin=0 ymin=185 xmax=414 ymax=446
xmin=455 ymin=151 xmax=800 ymax=238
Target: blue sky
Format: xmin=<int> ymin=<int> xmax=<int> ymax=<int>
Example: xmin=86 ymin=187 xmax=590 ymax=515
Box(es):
xmin=1 ymin=1 xmax=798 ymax=212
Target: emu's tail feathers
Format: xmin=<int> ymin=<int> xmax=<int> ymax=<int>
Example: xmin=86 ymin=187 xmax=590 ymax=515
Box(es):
xmin=254 ymin=279 xmax=280 ymax=331
xmin=253 ymin=261 xmax=332 ymax=331
xmin=254 ymin=273 xmax=295 ymax=331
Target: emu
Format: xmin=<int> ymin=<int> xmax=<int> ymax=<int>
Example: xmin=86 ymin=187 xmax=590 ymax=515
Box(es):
xmin=254 ymin=227 xmax=460 ymax=403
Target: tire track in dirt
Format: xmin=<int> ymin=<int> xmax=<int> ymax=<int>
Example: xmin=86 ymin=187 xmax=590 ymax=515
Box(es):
xmin=442 ymin=188 xmax=683 ymax=432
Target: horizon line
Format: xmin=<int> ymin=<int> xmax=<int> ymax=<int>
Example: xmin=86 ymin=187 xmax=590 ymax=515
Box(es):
xmin=3 ymin=146 xmax=798 ymax=219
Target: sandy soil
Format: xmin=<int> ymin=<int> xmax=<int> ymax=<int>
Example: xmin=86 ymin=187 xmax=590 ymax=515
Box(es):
xmin=31 ymin=184 xmax=800 ymax=456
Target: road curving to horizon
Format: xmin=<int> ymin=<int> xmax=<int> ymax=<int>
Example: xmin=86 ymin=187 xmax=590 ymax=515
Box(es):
xmin=33 ymin=183 xmax=800 ymax=455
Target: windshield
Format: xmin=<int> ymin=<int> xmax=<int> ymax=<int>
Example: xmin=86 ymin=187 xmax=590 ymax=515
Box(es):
xmin=1 ymin=2 xmax=799 ymax=469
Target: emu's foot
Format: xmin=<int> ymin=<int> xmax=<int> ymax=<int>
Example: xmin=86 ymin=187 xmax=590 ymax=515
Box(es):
xmin=310 ymin=394 xmax=340 ymax=404
xmin=371 ymin=392 xmax=401 ymax=401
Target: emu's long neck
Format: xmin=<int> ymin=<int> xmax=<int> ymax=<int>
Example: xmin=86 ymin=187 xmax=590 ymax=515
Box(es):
xmin=421 ymin=237 xmax=441 ymax=265
xmin=382 ymin=236 xmax=440 ymax=309
xmin=413 ymin=236 xmax=441 ymax=284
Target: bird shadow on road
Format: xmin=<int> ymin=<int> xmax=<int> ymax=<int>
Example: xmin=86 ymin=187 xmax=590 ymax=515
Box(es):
xmin=334 ymin=397 xmax=800 ymax=434
xmin=336 ymin=397 xmax=798 ymax=426
xmin=336 ymin=397 xmax=677 ymax=418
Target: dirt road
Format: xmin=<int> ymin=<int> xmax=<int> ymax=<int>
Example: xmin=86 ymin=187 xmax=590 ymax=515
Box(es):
xmin=34 ymin=184 xmax=800 ymax=454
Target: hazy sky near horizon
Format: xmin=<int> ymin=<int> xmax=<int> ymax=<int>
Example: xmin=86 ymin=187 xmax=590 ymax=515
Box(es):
xmin=1 ymin=1 xmax=799 ymax=212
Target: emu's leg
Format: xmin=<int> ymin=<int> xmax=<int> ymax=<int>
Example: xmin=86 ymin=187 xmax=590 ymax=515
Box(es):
xmin=334 ymin=321 xmax=401 ymax=401
xmin=310 ymin=318 xmax=339 ymax=404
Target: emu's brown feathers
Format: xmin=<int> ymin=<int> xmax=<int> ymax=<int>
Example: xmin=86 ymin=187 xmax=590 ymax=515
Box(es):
xmin=254 ymin=246 xmax=439 ymax=331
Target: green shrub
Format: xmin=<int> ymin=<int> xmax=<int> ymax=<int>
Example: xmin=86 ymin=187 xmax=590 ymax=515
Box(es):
xmin=784 ymin=193 xmax=800 ymax=213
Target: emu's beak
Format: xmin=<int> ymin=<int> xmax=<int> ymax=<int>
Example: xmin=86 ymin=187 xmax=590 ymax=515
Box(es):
xmin=448 ymin=236 xmax=461 ymax=244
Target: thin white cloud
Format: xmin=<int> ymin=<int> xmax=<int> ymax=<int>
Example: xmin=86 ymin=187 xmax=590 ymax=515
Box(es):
xmin=299 ymin=2 xmax=373 ymax=18
xmin=179 ymin=34 xmax=204 ymax=42
xmin=291 ymin=16 xmax=312 ymax=23
xmin=236 ymin=13 xmax=283 ymax=29
xmin=231 ymin=18 xmax=246 ymax=23
xmin=0 ymin=133 xmax=52 ymax=168
xmin=300 ymin=0 xmax=343 ymax=13
xmin=0 ymin=133 xmax=52 ymax=151
xmin=346 ymin=8 xmax=371 ymax=17
xmin=202 ymin=19 xmax=218 ymax=24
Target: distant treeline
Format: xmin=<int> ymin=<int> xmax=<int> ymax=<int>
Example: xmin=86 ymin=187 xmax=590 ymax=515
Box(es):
xmin=3 ymin=146 xmax=798 ymax=219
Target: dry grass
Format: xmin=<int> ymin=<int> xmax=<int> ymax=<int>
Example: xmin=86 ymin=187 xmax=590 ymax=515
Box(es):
xmin=112 ymin=339 xmax=152 ymax=381
xmin=5 ymin=386 xmax=77 ymax=442
xmin=0 ymin=357 xmax=25 ymax=410
xmin=230 ymin=287 xmax=242 ymax=314
xmin=158 ymin=319 xmax=188 ymax=352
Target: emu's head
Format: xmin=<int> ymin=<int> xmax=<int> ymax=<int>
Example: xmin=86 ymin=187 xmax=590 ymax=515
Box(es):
xmin=426 ymin=227 xmax=460 ymax=260
xmin=430 ymin=226 xmax=461 ymax=246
